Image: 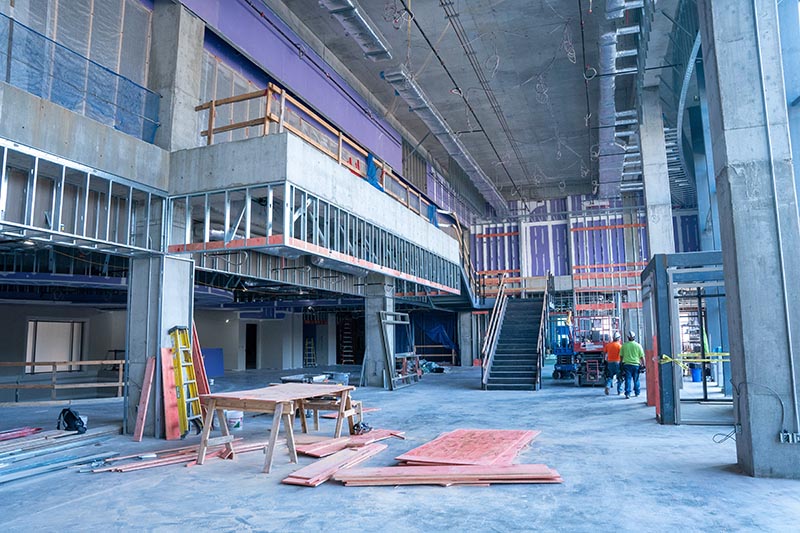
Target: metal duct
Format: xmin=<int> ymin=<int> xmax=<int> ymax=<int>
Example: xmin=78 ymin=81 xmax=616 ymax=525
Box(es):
xmin=383 ymin=66 xmax=508 ymax=216
xmin=597 ymin=32 xmax=627 ymax=199
xmin=319 ymin=0 xmax=392 ymax=61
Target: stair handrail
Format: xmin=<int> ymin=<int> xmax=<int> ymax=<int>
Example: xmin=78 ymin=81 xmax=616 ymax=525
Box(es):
xmin=535 ymin=271 xmax=552 ymax=389
xmin=481 ymin=273 xmax=510 ymax=386
xmin=452 ymin=214 xmax=479 ymax=301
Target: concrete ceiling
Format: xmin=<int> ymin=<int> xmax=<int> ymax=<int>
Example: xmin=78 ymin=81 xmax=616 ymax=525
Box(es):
xmin=268 ymin=0 xmax=623 ymax=202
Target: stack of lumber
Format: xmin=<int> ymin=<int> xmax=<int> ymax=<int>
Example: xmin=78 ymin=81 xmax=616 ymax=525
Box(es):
xmin=334 ymin=464 xmax=563 ymax=486
xmin=0 ymin=425 xmax=121 ymax=484
xmin=0 ymin=427 xmax=42 ymax=441
xmin=93 ymin=439 xmax=268 ymax=472
xmin=294 ymin=429 xmax=405 ymax=458
xmin=282 ymin=443 xmax=387 ymax=487
xmin=332 ymin=428 xmax=562 ymax=487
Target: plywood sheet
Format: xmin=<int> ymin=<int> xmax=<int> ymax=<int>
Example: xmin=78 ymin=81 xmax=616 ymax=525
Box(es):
xmin=394 ymin=429 xmax=539 ymax=466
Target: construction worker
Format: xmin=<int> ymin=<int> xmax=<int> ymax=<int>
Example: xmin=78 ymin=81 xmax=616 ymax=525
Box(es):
xmin=603 ymin=332 xmax=623 ymax=395
xmin=620 ymin=330 xmax=645 ymax=399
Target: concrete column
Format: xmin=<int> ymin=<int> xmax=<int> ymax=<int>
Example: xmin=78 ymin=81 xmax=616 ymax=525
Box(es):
xmin=326 ymin=313 xmax=338 ymax=365
xmin=779 ymin=0 xmax=800 ymax=196
xmin=363 ymin=273 xmax=394 ymax=387
xmin=148 ymin=0 xmax=204 ymax=152
xmin=126 ymin=255 xmax=194 ymax=437
xmin=698 ymin=0 xmax=800 ymax=478
xmin=458 ymin=311 xmax=474 ymax=366
xmin=639 ymin=87 xmax=675 ymax=256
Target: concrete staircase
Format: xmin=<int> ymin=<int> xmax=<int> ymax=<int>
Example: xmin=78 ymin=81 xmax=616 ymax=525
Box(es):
xmin=485 ymin=297 xmax=544 ymax=391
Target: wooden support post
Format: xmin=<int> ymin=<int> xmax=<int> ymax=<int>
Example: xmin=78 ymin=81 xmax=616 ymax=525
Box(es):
xmin=334 ymin=390 xmax=349 ymax=438
xmin=263 ymin=88 xmax=272 ymax=136
xmin=338 ymin=132 xmax=343 ymax=164
xmin=264 ymin=401 xmax=285 ymax=473
xmin=207 ymin=101 xmax=215 ymax=145
xmin=197 ymin=398 xmax=216 ymax=465
xmin=278 ymin=92 xmax=286 ymax=133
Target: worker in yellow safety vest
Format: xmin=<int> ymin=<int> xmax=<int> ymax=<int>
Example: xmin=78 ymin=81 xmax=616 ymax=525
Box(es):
xmin=620 ymin=331 xmax=645 ymax=399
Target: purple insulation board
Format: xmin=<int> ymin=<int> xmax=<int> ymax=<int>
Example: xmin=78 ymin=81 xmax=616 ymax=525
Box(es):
xmin=552 ymin=224 xmax=569 ymax=276
xmin=526 ymin=225 xmax=550 ymax=276
xmin=182 ymin=0 xmax=403 ymax=170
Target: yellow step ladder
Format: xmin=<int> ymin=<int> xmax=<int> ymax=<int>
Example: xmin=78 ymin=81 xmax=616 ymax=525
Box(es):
xmin=169 ymin=326 xmax=203 ymax=437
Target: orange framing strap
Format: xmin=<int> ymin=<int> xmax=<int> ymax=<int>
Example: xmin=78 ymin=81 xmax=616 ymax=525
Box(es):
xmin=572 ymin=262 xmax=647 ymax=270
xmin=477 ymin=269 xmax=520 ymax=275
xmin=569 ymin=223 xmax=645 ymax=232
xmin=475 ymin=232 xmax=520 ymax=239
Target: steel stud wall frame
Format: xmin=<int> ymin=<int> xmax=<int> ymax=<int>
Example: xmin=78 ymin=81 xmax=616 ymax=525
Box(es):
xmin=0 ymin=138 xmax=166 ymax=256
xmin=167 ymin=181 xmax=460 ymax=295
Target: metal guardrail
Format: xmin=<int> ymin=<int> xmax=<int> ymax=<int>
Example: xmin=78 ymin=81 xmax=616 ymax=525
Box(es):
xmin=481 ymin=273 xmax=509 ymax=387
xmin=0 ymin=360 xmax=127 ymax=402
xmin=0 ymin=13 xmax=160 ymax=143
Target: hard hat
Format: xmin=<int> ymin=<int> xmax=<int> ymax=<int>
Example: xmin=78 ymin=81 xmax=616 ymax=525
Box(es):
xmin=627 ymin=330 xmax=636 ymax=341
xmin=613 ymin=332 xmax=621 ymax=341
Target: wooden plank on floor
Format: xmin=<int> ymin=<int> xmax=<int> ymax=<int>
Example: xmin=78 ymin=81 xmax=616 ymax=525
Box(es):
xmin=160 ymin=347 xmax=181 ymax=441
xmin=133 ymin=356 xmax=156 ymax=442
xmin=282 ymin=443 xmax=387 ymax=487
xmin=334 ymin=464 xmax=562 ymax=486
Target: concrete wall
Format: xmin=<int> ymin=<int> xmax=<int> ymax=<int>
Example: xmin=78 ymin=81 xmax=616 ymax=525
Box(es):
xmin=169 ymin=134 xmax=289 ymax=195
xmin=194 ymin=309 xmax=239 ymax=370
xmin=0 ymin=83 xmax=169 ymax=190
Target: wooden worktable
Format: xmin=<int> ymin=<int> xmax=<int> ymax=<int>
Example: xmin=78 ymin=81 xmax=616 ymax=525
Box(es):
xmin=197 ymin=383 xmax=356 ymax=473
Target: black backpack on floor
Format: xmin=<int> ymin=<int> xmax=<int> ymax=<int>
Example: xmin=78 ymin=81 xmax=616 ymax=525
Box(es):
xmin=57 ymin=408 xmax=87 ymax=434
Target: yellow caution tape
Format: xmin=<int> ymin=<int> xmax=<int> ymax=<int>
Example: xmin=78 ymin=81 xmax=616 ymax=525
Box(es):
xmin=660 ymin=353 xmax=731 ymax=371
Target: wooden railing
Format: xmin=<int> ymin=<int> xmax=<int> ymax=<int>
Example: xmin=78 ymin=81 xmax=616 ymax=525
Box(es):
xmin=0 ymin=360 xmax=127 ymax=402
xmin=196 ymin=83 xmax=435 ymax=224
xmin=480 ymin=274 xmax=509 ymax=387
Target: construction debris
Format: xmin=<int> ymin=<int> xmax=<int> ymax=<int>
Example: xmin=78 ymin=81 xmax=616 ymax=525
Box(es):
xmin=321 ymin=407 xmax=380 ymax=419
xmin=294 ymin=429 xmax=405 ymax=458
xmin=0 ymin=425 xmax=121 ymax=484
xmin=0 ymin=427 xmax=42 ymax=441
xmin=282 ymin=443 xmax=387 ymax=487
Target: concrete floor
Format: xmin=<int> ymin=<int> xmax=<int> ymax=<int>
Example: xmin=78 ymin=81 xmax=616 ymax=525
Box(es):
xmin=3 ymin=365 xmax=800 ymax=532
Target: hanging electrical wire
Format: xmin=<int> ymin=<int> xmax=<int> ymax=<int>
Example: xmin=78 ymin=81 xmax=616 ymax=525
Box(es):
xmin=396 ymin=0 xmax=526 ymax=202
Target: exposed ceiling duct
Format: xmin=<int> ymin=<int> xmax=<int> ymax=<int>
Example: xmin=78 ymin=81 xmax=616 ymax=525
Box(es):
xmin=318 ymin=0 xmax=392 ymax=61
xmin=382 ymin=66 xmax=508 ymax=216
xmin=597 ymin=32 xmax=627 ymax=199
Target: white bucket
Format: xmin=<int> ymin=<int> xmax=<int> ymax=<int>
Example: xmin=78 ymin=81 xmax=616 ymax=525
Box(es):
xmin=225 ymin=410 xmax=244 ymax=431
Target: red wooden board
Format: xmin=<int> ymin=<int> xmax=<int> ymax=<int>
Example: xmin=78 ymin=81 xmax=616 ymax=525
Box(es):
xmin=133 ymin=356 xmax=156 ymax=442
xmin=191 ymin=321 xmax=210 ymax=395
xmin=394 ymin=429 xmax=539 ymax=466
xmin=282 ymin=443 xmax=387 ymax=487
xmin=160 ymin=348 xmax=181 ymax=441
xmin=334 ymin=464 xmax=562 ymax=486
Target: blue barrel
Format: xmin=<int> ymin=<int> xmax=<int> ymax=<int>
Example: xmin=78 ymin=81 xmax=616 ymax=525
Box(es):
xmin=691 ymin=367 xmax=703 ymax=382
